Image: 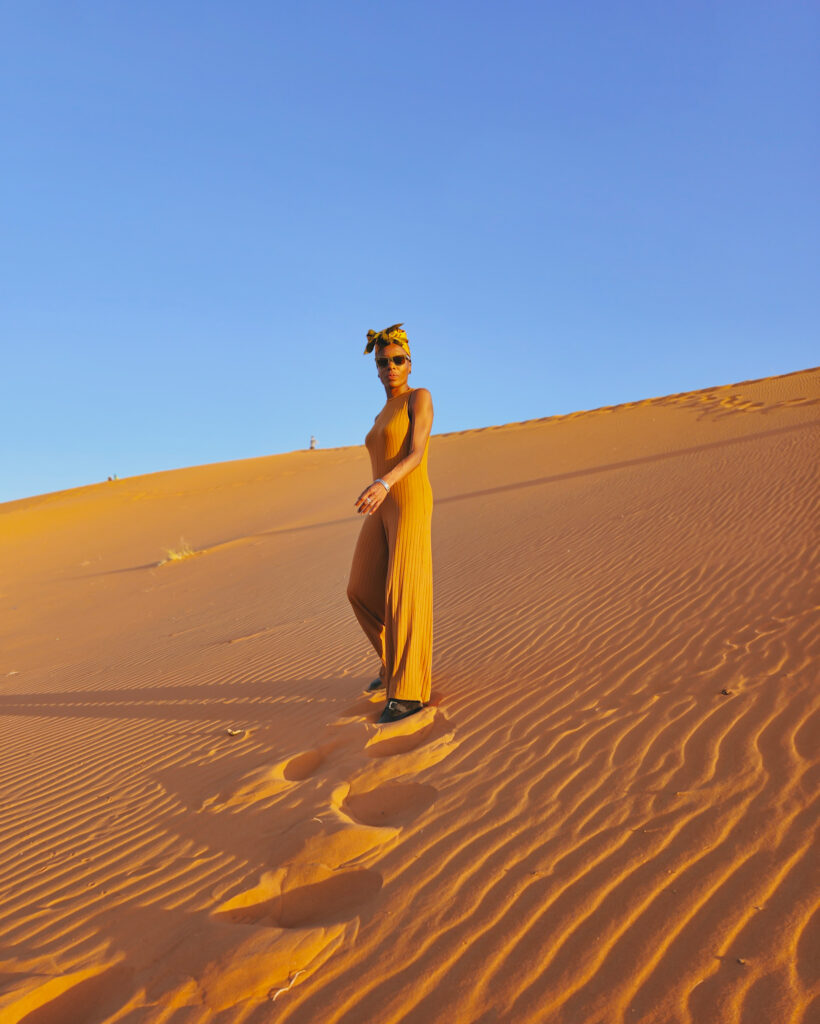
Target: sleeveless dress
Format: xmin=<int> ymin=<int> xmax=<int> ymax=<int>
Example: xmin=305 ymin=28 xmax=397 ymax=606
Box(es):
xmin=347 ymin=389 xmax=433 ymax=703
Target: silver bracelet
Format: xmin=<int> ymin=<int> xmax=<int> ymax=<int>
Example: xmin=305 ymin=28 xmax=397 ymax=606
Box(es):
xmin=375 ymin=477 xmax=390 ymax=493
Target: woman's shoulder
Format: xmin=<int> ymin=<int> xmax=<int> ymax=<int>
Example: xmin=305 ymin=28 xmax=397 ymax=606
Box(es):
xmin=409 ymin=387 xmax=433 ymax=406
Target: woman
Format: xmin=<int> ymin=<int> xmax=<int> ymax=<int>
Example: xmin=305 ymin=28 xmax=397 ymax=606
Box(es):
xmin=347 ymin=323 xmax=434 ymax=723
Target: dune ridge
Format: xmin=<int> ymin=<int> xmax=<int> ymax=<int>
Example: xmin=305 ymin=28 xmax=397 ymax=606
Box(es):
xmin=1 ymin=367 xmax=818 ymax=1023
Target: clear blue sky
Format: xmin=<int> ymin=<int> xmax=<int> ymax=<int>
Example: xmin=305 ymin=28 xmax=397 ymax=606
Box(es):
xmin=2 ymin=1 xmax=817 ymax=504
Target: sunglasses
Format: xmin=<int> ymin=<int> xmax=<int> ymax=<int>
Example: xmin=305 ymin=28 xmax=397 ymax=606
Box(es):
xmin=376 ymin=355 xmax=408 ymax=368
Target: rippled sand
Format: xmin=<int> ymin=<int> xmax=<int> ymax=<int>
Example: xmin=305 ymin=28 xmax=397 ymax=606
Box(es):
xmin=1 ymin=368 xmax=818 ymax=1023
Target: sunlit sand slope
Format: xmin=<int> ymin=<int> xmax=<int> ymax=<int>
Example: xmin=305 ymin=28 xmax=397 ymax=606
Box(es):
xmin=1 ymin=368 xmax=818 ymax=1024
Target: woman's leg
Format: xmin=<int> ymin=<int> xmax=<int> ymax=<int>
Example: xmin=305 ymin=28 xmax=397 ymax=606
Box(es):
xmin=384 ymin=505 xmax=433 ymax=704
xmin=347 ymin=512 xmax=389 ymax=670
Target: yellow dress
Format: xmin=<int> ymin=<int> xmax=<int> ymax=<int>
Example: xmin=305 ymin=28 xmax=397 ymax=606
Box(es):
xmin=347 ymin=389 xmax=433 ymax=703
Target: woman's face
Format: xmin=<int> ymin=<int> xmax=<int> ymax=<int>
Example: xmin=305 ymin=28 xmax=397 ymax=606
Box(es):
xmin=376 ymin=342 xmax=411 ymax=390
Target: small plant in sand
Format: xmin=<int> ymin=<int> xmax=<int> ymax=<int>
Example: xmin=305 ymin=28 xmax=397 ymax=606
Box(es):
xmin=158 ymin=538 xmax=199 ymax=565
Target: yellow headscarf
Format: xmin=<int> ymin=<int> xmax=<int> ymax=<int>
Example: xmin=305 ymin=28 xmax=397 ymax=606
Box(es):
xmin=364 ymin=323 xmax=411 ymax=358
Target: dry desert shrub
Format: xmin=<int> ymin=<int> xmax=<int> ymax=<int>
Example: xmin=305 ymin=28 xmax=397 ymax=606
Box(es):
xmin=158 ymin=538 xmax=199 ymax=565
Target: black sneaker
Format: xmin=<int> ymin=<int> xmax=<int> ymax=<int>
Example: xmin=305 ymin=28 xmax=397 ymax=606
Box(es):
xmin=378 ymin=699 xmax=424 ymax=723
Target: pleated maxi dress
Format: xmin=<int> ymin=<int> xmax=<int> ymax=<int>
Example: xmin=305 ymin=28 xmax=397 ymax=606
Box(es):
xmin=347 ymin=389 xmax=433 ymax=703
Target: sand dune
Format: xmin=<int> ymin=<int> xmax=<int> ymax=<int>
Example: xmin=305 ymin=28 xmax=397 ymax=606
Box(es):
xmin=1 ymin=368 xmax=818 ymax=1024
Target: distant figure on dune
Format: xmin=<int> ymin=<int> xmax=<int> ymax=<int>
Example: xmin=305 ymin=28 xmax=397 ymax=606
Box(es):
xmin=309 ymin=435 xmax=317 ymax=450
xmin=347 ymin=323 xmax=434 ymax=723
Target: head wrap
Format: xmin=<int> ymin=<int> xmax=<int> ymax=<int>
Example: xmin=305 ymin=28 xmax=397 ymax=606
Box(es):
xmin=364 ymin=323 xmax=411 ymax=358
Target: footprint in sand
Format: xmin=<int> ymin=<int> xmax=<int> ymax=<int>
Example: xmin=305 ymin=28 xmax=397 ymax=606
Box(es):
xmin=149 ymin=912 xmax=355 ymax=1013
xmin=283 ymin=748 xmax=326 ymax=781
xmin=342 ymin=781 xmax=438 ymax=828
xmin=364 ymin=707 xmax=457 ymax=764
xmin=0 ymin=964 xmax=132 ymax=1024
xmin=202 ymin=743 xmax=335 ymax=811
xmin=309 ymin=702 xmax=460 ymax=815
xmin=204 ymin=821 xmax=395 ymax=1006
xmin=197 ymin=844 xmax=388 ymax=1011
xmin=215 ymin=867 xmax=383 ymax=929
xmin=212 ymin=796 xmax=401 ymax=933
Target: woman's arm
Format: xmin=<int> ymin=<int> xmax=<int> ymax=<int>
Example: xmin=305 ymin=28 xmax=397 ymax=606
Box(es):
xmin=354 ymin=389 xmax=434 ymax=515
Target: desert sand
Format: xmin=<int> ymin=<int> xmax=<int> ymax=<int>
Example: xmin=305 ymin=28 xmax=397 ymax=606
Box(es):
xmin=1 ymin=368 xmax=818 ymax=1024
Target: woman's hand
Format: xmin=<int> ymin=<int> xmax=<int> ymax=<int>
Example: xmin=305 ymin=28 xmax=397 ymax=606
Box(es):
xmin=355 ymin=480 xmax=389 ymax=516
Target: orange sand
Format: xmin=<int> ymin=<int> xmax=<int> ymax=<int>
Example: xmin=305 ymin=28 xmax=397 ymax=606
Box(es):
xmin=1 ymin=368 xmax=818 ymax=1024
